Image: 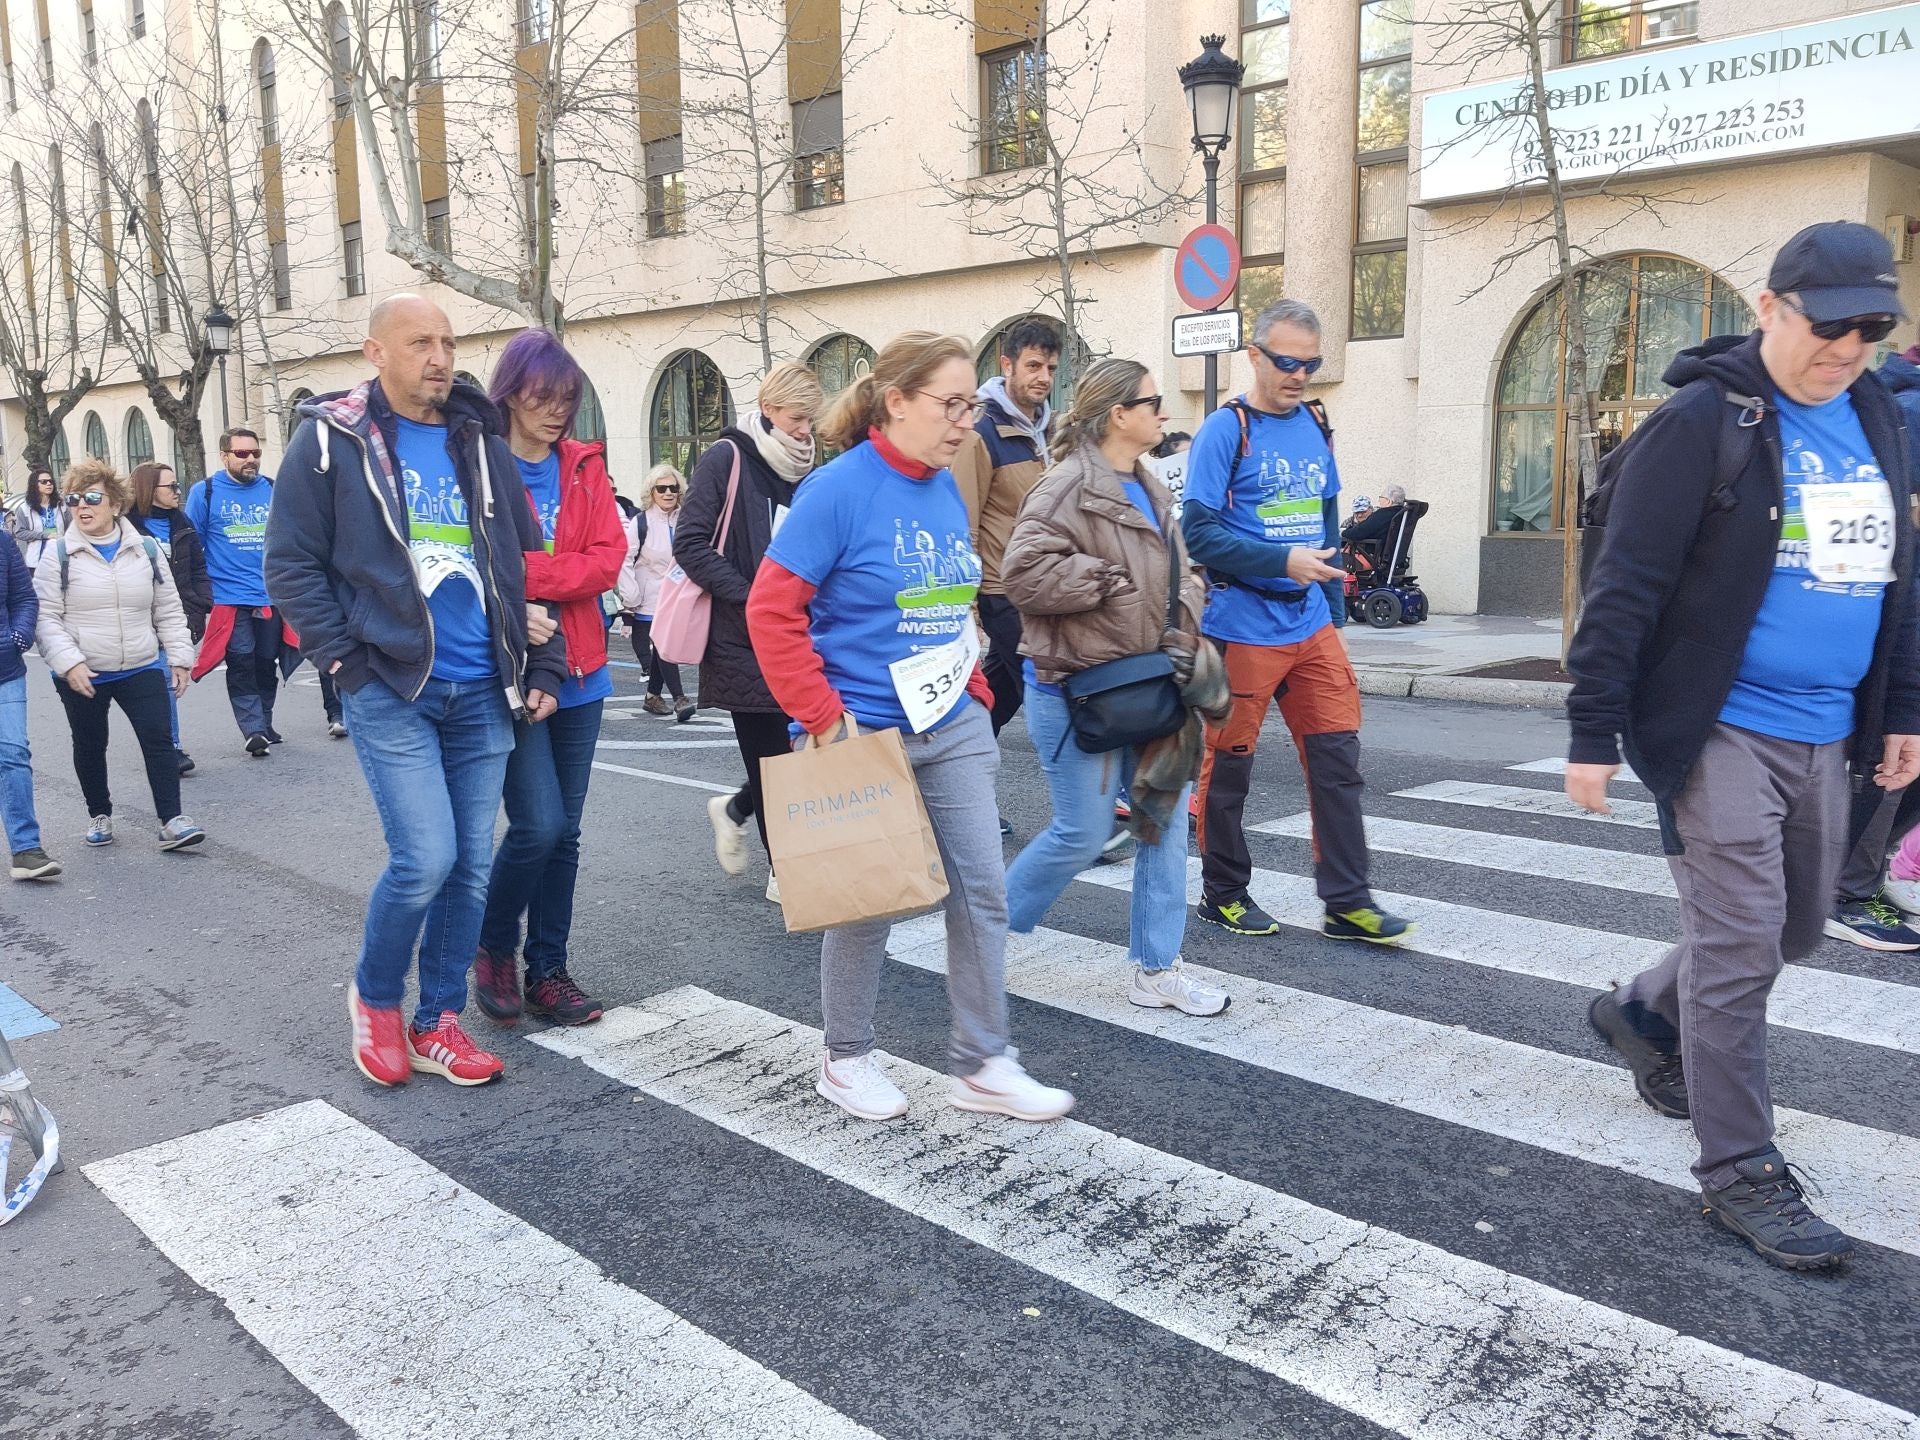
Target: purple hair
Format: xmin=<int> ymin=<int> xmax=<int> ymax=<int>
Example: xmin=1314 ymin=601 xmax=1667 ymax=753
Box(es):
xmin=489 ymin=328 xmax=585 ymax=430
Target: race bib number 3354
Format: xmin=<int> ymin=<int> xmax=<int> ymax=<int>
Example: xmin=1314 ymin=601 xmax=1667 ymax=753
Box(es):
xmin=888 ymin=626 xmax=980 ymax=734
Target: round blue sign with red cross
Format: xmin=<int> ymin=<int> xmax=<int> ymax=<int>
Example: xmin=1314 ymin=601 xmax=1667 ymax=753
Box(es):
xmin=1174 ymin=224 xmax=1242 ymax=312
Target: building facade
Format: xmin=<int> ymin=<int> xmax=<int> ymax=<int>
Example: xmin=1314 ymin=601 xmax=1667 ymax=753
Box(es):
xmin=4 ymin=0 xmax=1918 ymax=616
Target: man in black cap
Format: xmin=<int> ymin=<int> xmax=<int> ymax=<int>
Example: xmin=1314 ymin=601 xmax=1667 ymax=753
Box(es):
xmin=1566 ymin=221 xmax=1920 ymax=1270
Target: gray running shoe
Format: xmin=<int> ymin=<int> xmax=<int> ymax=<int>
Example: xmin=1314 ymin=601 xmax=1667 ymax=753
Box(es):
xmin=1701 ymin=1149 xmax=1855 ymax=1271
xmin=1587 ymin=987 xmax=1688 ymax=1119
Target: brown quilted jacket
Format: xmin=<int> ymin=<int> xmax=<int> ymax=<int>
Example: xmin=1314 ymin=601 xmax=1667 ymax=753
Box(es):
xmin=1001 ymin=443 xmax=1206 ymax=686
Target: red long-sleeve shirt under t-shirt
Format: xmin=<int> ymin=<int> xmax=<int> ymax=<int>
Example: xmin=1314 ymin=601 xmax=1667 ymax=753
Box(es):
xmin=745 ymin=427 xmax=992 ymax=737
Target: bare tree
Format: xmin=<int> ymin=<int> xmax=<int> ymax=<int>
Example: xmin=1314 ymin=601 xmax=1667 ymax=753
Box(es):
xmin=0 ymin=142 xmax=107 ymax=479
xmin=666 ymin=0 xmax=885 ymax=372
xmin=904 ymin=0 xmax=1190 ymax=367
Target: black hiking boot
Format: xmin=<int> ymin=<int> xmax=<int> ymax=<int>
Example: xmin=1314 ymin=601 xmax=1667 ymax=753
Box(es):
xmin=1588 ymin=987 xmax=1689 ymax=1119
xmin=1701 ymin=1149 xmax=1855 ymax=1271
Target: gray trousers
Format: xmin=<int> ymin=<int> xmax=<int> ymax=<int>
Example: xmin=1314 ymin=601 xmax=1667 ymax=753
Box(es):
xmin=1622 ymin=723 xmax=1847 ymax=1188
xmin=1834 ymin=779 xmax=1913 ymax=903
xmin=821 ymin=703 xmax=1010 ymax=1075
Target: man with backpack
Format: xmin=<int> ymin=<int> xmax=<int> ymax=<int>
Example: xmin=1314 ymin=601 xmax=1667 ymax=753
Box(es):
xmin=1180 ymin=297 xmax=1411 ymax=945
xmin=1569 ymin=222 xmax=1920 ymax=1271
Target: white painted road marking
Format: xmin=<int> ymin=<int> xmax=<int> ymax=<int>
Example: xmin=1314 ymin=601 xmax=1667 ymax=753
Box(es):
xmin=1395 ymin=779 xmax=1662 ymax=830
xmin=535 ymin=989 xmax=1920 ymax=1440
xmin=1254 ymin=811 xmax=1678 ymax=897
xmin=1511 ymin=756 xmax=1644 ymax=785
xmin=888 ymin=918 xmax=1920 ymax=1258
xmin=1077 ymin=858 xmax=1920 ymax=1057
xmin=84 ymin=1100 xmax=878 ymax=1440
xmin=595 ymin=739 xmax=739 ymax=751
xmin=592 ymin=760 xmax=734 ymax=794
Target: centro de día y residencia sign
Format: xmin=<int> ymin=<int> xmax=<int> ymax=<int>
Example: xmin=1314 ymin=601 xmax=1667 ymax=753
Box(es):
xmin=1420 ymin=4 xmax=1920 ymax=204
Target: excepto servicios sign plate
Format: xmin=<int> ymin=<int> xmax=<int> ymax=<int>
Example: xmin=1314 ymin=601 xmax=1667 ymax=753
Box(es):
xmin=1172 ymin=310 xmax=1243 ymax=357
xmin=1420 ymin=5 xmax=1920 ymax=203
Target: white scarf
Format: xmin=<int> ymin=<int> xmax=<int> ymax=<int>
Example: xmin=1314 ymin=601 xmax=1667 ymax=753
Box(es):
xmin=752 ymin=412 xmax=814 ymax=483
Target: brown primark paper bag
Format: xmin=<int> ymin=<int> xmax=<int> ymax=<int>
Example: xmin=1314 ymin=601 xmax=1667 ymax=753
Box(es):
xmin=761 ymin=717 xmax=949 ymax=933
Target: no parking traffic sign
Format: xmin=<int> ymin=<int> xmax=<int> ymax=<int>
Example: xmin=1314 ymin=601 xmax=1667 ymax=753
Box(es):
xmin=1173 ymin=224 xmax=1241 ymax=312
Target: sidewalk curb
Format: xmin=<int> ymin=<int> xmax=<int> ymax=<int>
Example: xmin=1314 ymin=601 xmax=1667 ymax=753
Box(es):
xmin=1354 ymin=667 xmax=1571 ymax=708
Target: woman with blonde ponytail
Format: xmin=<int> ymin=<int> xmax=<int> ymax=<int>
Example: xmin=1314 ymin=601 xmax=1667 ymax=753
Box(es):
xmin=999 ymin=360 xmax=1229 ymax=1016
xmin=745 ymin=330 xmax=1076 ymax=1125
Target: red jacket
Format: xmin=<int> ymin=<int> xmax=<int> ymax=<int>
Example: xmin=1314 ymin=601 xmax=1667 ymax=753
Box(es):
xmin=522 ymin=439 xmax=627 ymax=687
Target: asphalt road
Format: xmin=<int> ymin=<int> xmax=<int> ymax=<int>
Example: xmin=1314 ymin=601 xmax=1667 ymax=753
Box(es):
xmin=4 ymin=649 xmax=1918 ymax=1439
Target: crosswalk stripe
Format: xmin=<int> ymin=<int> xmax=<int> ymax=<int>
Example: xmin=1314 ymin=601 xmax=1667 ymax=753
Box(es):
xmin=1394 ymin=779 xmax=1661 ymax=830
xmin=533 ymin=989 xmax=1919 ymax=1440
xmin=596 ymin=739 xmax=740 ymax=750
xmin=1076 ymin=857 xmax=1920 ymax=1057
xmin=83 ymin=1100 xmax=878 ymax=1440
xmin=592 ymin=760 xmax=735 ymax=794
xmin=1253 ymin=811 xmax=1678 ymax=897
xmin=1511 ymin=756 xmax=1644 ymax=784
xmin=886 ymin=917 xmax=1920 ymax=1258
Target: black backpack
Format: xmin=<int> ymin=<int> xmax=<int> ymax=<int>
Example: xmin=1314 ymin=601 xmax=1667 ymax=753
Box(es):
xmin=1579 ymin=385 xmax=1767 ymax=576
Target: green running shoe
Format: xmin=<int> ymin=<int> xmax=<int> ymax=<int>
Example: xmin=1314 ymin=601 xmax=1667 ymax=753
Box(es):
xmin=1196 ymin=895 xmax=1281 ymax=936
xmin=1323 ymin=905 xmax=1414 ymax=944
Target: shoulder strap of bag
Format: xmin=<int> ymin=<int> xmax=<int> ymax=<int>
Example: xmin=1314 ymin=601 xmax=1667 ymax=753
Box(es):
xmin=712 ymin=440 xmax=743 ymax=555
xmin=1161 ymin=518 xmax=1185 ymax=634
xmin=57 ymin=538 xmax=68 ymax=594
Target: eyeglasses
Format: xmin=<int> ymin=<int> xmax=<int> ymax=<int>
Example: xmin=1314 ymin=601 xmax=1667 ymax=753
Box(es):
xmin=226 ymin=447 xmax=262 ymax=460
xmin=915 ymin=391 xmax=988 ymax=424
xmin=65 ymin=490 xmax=108 ymax=507
xmin=1118 ymin=394 xmax=1165 ymax=412
xmin=1779 ymin=294 xmax=1898 ymax=344
xmin=653 ymin=485 xmax=680 ymax=494
xmin=1252 ymin=343 xmax=1324 ymax=376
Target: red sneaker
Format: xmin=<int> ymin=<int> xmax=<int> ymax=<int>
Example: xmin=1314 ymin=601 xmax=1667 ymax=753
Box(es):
xmin=473 ymin=945 xmax=522 ymax=1025
xmin=350 ymin=983 xmax=409 ymax=1087
xmin=407 ymin=1013 xmax=505 ymax=1086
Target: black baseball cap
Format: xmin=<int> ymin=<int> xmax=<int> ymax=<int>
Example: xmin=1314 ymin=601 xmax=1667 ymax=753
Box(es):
xmin=1768 ymin=222 xmax=1907 ymax=322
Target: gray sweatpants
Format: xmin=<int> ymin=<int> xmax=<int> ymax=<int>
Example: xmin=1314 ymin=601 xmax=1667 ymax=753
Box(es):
xmin=821 ymin=703 xmax=1011 ymax=1075
xmin=1621 ymin=723 xmax=1847 ymax=1189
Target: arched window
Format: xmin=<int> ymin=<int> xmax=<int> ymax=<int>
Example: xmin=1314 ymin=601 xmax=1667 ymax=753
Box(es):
xmin=125 ymin=408 xmax=154 ymax=468
xmin=48 ymin=423 xmax=70 ymax=478
xmin=975 ymin=316 xmax=1091 ymax=410
xmin=806 ymin=333 xmax=875 ymax=397
xmin=1492 ymin=254 xmax=1754 ymax=534
xmin=284 ymin=386 xmax=314 ymax=442
xmin=83 ymin=410 xmax=109 ymax=462
xmin=650 ymin=351 xmax=731 ymax=473
xmin=573 ymin=375 xmax=606 ymax=443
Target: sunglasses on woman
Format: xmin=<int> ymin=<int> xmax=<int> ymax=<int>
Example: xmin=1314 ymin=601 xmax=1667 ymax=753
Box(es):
xmin=65 ymin=490 xmax=108 ymax=507
xmin=1118 ymin=394 xmax=1165 ymax=412
xmin=653 ymin=484 xmax=680 ymax=494
xmin=1779 ymin=294 xmax=1899 ymax=343
xmin=1252 ymin=343 xmax=1324 ymax=376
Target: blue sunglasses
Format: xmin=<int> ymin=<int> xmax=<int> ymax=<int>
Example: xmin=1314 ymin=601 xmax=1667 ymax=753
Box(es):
xmin=1252 ymin=342 xmax=1323 ymax=376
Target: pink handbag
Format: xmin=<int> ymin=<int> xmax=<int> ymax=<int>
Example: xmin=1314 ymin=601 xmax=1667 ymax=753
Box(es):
xmin=650 ymin=440 xmax=740 ymax=665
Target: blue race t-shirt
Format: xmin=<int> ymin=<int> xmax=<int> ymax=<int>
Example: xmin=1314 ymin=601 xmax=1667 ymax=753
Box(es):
xmin=1719 ymin=390 xmax=1892 ymax=744
xmin=516 ymin=450 xmax=611 ymax=710
xmin=764 ymin=441 xmax=982 ymax=733
xmin=1182 ymin=400 xmax=1338 ymax=647
xmin=144 ymin=513 xmax=172 ymax=552
xmin=185 ymin=470 xmax=271 ymax=605
xmin=395 ymin=417 xmax=496 ymax=683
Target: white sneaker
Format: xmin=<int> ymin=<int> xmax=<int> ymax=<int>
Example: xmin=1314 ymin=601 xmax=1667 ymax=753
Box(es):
xmin=158 ymin=816 xmax=205 ymax=851
xmin=1129 ymin=961 xmax=1230 ymax=1017
xmin=816 ymin=1051 xmax=909 ymax=1120
xmin=950 ymin=1052 xmax=1075 ymax=1121
xmin=85 ymin=815 xmax=113 ymax=847
xmin=1884 ymin=875 xmax=1920 ymax=917
xmin=766 ymin=873 xmax=781 ymax=904
xmin=708 ymin=794 xmax=749 ymax=876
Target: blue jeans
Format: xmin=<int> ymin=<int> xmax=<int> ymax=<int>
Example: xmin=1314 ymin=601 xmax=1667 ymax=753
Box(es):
xmin=0 ymin=673 xmax=41 ymax=852
xmin=479 ymin=699 xmax=603 ymax=980
xmin=1006 ymin=683 xmax=1191 ymax=972
xmin=343 ymin=677 xmax=515 ymax=1029
xmin=160 ymin=648 xmax=179 ymax=748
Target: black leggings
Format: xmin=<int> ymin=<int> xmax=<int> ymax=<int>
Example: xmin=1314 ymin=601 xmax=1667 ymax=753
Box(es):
xmin=55 ymin=667 xmax=181 ymax=823
xmin=629 ymin=618 xmax=685 ymax=700
xmin=728 ymin=710 xmax=795 ymax=858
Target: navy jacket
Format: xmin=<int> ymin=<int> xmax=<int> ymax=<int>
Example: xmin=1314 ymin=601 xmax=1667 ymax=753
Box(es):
xmin=1568 ymin=332 xmax=1920 ymax=813
xmin=0 ymin=537 xmax=35 ymax=686
xmin=264 ymin=377 xmax=566 ymax=712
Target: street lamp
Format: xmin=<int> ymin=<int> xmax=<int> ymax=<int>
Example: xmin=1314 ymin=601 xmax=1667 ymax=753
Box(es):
xmin=1179 ymin=35 xmax=1244 ymax=415
xmin=203 ymin=303 xmax=234 ymax=431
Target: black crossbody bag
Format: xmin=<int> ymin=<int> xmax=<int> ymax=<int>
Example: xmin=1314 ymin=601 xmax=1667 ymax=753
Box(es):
xmin=1057 ymin=533 xmax=1187 ymax=754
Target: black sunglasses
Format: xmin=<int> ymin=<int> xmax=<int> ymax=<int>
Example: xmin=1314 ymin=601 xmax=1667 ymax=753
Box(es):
xmin=1780 ymin=294 xmax=1898 ymax=344
xmin=65 ymin=490 xmax=108 ymax=507
xmin=653 ymin=484 xmax=680 ymax=494
xmin=1252 ymin=343 xmax=1324 ymax=376
xmin=1118 ymin=394 xmax=1165 ymax=412
xmin=156 ymin=481 xmax=181 ymax=492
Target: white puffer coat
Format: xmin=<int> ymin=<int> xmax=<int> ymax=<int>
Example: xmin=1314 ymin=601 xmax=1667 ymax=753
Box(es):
xmin=35 ymin=518 xmax=194 ymax=679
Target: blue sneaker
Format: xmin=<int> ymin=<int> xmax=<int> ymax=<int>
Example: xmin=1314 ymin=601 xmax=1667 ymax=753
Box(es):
xmin=1824 ymin=898 xmax=1920 ymax=951
xmin=86 ymin=815 xmax=114 ymax=847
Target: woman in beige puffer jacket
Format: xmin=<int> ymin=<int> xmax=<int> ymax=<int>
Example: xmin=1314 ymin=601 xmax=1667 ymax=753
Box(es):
xmin=34 ymin=458 xmax=202 ymax=851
